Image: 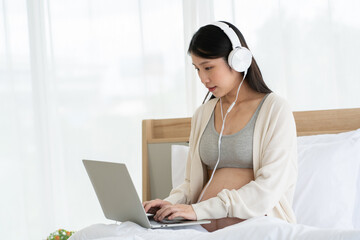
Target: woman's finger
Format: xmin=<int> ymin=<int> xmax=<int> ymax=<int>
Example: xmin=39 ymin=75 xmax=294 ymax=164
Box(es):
xmin=167 ymin=211 xmax=182 ymax=220
xmin=143 ymin=199 xmax=160 ymax=212
xmin=153 ymin=204 xmax=168 ymax=220
xmin=163 ymin=204 xmax=197 ymax=221
xmin=154 ymin=204 xmax=174 ymax=220
xmin=156 ymin=205 xmax=178 ymax=221
xmin=144 ymin=203 xmax=159 ymax=213
xmin=143 ymin=199 xmax=171 ymax=213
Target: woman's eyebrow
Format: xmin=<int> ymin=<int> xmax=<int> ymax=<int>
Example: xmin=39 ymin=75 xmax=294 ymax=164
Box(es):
xmin=192 ymin=61 xmax=211 ymax=67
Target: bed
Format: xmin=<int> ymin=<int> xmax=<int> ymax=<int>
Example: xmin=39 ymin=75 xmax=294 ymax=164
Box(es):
xmin=70 ymin=107 xmax=360 ymax=240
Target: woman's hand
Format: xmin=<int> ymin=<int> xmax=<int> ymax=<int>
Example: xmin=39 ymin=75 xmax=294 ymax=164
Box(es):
xmin=154 ymin=204 xmax=197 ymax=221
xmin=142 ymin=199 xmax=172 ymax=214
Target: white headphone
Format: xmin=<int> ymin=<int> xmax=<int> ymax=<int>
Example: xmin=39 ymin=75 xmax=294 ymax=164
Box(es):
xmin=211 ymin=21 xmax=252 ymax=73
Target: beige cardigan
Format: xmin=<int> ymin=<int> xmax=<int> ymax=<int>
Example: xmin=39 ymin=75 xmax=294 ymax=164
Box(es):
xmin=164 ymin=93 xmax=298 ymax=223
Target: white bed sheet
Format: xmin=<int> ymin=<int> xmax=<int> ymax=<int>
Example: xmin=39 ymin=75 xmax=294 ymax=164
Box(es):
xmin=69 ymin=216 xmax=360 ymax=240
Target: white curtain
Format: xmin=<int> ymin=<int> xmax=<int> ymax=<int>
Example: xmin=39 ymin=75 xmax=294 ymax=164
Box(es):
xmin=1 ymin=0 xmax=187 ymax=239
xmin=1 ymin=0 xmax=359 ymax=239
xmin=211 ymin=0 xmax=360 ymax=110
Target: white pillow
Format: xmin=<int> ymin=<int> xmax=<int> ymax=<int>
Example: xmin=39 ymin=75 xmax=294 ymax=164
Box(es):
xmin=171 ymin=145 xmax=189 ymax=188
xmin=293 ymin=129 xmax=360 ymax=229
xmin=297 ymin=128 xmax=360 ymax=145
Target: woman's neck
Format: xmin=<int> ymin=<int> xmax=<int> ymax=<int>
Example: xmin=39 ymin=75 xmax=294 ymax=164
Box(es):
xmin=221 ymin=81 xmax=253 ymax=105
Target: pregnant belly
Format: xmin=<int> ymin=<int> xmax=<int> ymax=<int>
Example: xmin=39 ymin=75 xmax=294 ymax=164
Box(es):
xmin=198 ymin=168 xmax=255 ymax=232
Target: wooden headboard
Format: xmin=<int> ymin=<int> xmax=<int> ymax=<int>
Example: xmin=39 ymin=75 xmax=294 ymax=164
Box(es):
xmin=142 ymin=108 xmax=360 ymax=202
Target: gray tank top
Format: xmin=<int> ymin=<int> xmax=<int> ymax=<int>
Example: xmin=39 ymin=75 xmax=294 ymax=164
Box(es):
xmin=199 ymin=94 xmax=269 ymax=169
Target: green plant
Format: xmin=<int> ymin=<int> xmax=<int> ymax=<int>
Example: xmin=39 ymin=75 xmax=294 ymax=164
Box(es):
xmin=47 ymin=229 xmax=75 ymax=240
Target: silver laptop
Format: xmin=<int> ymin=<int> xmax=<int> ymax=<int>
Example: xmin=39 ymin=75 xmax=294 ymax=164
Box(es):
xmin=83 ymin=159 xmax=210 ymax=228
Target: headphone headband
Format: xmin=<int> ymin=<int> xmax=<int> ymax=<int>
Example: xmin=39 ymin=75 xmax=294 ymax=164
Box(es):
xmin=209 ymin=21 xmax=252 ymax=73
xmin=210 ymin=21 xmax=242 ymax=49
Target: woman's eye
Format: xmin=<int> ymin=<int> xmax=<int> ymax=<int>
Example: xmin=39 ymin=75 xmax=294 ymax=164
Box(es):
xmin=193 ymin=66 xmax=212 ymax=71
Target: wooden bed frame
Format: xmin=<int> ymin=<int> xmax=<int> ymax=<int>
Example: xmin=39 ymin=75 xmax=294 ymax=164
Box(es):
xmin=142 ymin=108 xmax=360 ymax=202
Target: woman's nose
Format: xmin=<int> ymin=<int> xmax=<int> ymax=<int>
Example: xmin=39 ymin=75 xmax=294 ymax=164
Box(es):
xmin=198 ymin=71 xmax=209 ymax=84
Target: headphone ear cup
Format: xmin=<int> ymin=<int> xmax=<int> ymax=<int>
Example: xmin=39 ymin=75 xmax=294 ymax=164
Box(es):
xmin=228 ymin=47 xmax=252 ymax=72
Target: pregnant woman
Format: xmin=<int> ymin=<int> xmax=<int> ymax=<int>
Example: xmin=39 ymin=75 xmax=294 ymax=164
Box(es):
xmin=143 ymin=21 xmax=298 ymax=232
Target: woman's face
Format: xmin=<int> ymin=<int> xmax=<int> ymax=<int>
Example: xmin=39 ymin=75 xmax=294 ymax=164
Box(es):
xmin=191 ymin=54 xmax=240 ymax=98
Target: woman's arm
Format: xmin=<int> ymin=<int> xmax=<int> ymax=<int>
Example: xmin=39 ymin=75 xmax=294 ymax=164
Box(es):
xmin=163 ymin=106 xmax=203 ymax=205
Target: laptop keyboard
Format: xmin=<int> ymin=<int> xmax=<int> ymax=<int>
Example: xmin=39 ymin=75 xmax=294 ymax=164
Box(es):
xmin=160 ymin=217 xmax=186 ymax=224
xmin=147 ymin=213 xmax=186 ymax=224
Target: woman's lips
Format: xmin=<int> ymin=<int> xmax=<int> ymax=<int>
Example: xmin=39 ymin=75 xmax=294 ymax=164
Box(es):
xmin=208 ymin=87 xmax=216 ymax=92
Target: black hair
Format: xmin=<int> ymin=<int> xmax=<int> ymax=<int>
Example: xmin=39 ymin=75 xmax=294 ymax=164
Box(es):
xmin=187 ymin=21 xmax=272 ymax=103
